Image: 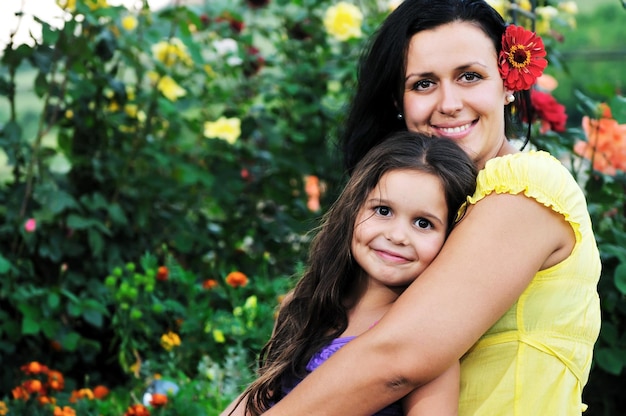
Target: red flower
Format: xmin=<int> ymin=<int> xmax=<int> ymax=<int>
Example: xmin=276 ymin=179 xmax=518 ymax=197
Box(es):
xmin=216 ymin=12 xmax=244 ymax=33
xmin=529 ymin=90 xmax=567 ymax=133
xmin=499 ymin=25 xmax=547 ymax=91
xmin=20 ymin=361 xmax=49 ymax=375
xmin=156 ymin=266 xmax=169 ymax=281
xmin=47 ymin=370 xmax=65 ymax=391
xmin=225 ymin=271 xmax=248 ymax=288
xmin=124 ymin=404 xmax=150 ymax=416
xmin=22 ymin=379 xmax=44 ymax=394
xmin=150 ymin=393 xmax=168 ymax=407
xmin=93 ymin=385 xmax=109 ymax=399
xmin=244 ymin=46 xmax=265 ymax=77
xmin=202 ymin=279 xmax=219 ymax=290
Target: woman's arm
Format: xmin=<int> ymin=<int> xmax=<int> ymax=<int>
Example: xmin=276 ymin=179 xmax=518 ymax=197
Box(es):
xmin=220 ymin=393 xmax=247 ymax=416
xmin=403 ymin=361 xmax=460 ymax=416
xmin=262 ymin=192 xmax=574 ymax=415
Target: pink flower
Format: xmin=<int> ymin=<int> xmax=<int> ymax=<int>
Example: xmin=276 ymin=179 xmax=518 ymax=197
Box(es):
xmin=24 ymin=218 xmax=36 ymax=233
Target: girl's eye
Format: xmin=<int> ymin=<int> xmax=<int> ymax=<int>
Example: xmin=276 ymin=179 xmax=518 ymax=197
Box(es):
xmin=375 ymin=206 xmax=391 ymax=216
xmin=415 ymin=218 xmax=433 ymax=229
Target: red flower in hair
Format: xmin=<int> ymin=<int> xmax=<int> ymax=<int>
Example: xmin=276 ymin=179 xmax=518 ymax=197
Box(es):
xmin=499 ymin=25 xmax=547 ymax=91
xmin=529 ymin=90 xmax=567 ymax=133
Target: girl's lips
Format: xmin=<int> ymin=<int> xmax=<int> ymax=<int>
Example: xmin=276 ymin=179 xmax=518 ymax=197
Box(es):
xmin=375 ymin=249 xmax=410 ymax=263
xmin=433 ymin=120 xmax=476 ymax=139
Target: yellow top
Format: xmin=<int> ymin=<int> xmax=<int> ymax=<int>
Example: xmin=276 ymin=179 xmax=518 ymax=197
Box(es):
xmin=459 ymin=151 xmax=601 ymax=415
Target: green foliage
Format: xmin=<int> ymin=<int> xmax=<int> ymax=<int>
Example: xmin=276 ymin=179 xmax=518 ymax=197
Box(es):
xmin=0 ymin=0 xmax=625 ymax=414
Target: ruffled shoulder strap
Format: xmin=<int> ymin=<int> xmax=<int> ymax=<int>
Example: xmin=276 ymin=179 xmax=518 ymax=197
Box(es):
xmin=468 ymin=151 xmax=588 ymax=244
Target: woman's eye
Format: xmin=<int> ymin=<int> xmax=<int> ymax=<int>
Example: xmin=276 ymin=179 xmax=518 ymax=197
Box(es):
xmin=411 ymin=80 xmax=434 ymax=91
xmin=415 ymin=218 xmax=432 ymax=229
xmin=461 ymin=72 xmax=482 ymax=82
xmin=375 ymin=206 xmax=391 ymax=216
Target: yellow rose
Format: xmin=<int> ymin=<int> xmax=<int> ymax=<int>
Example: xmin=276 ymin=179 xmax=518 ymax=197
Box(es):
xmin=323 ymin=2 xmax=363 ymax=41
xmin=213 ymin=329 xmax=226 ymax=343
xmin=151 ymin=38 xmax=192 ymax=67
xmin=122 ymin=15 xmax=138 ymax=31
xmin=148 ymin=72 xmax=187 ymax=101
xmin=558 ymin=1 xmax=578 ymax=15
xmin=86 ymin=0 xmax=109 ymax=10
xmin=518 ymin=0 xmax=531 ymax=12
xmin=485 ymin=0 xmax=508 ymax=18
xmin=160 ymin=331 xmax=181 ymax=351
xmin=204 ymin=117 xmax=241 ymax=144
xmin=56 ymin=0 xmax=76 ymax=11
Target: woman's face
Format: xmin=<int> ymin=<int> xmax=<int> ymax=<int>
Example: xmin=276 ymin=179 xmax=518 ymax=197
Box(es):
xmin=402 ymin=21 xmax=513 ymax=169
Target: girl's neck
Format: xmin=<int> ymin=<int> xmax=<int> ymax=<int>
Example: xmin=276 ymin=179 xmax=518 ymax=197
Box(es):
xmin=341 ymin=283 xmax=402 ymax=337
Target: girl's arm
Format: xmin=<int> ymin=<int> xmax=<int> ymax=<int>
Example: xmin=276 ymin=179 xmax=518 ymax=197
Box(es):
xmin=262 ymin=192 xmax=574 ymax=415
xmin=403 ymin=361 xmax=459 ymax=416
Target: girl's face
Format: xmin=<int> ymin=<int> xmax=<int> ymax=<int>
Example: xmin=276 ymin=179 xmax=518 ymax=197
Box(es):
xmin=351 ymin=169 xmax=448 ymax=289
xmin=402 ymin=21 xmax=514 ymax=169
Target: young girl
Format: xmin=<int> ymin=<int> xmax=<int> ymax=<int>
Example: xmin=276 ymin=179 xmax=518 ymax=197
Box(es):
xmin=222 ymin=131 xmax=477 ymax=416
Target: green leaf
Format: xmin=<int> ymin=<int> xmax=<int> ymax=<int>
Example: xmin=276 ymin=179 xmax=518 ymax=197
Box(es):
xmin=22 ymin=317 xmax=40 ymax=335
xmin=34 ymin=72 xmax=48 ymax=97
xmin=595 ymin=347 xmax=625 ymax=375
xmin=88 ymin=228 xmax=104 ymax=257
xmin=609 ymin=94 xmax=626 ymax=124
xmin=47 ymin=292 xmax=60 ymax=309
xmin=0 ymin=254 xmax=11 ymax=274
xmin=613 ymin=262 xmax=626 ymax=295
xmin=83 ymin=310 xmax=104 ymax=328
xmin=62 ymin=332 xmax=81 ymax=352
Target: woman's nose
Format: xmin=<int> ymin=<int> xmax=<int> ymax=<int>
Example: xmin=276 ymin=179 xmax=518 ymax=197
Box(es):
xmin=438 ymin=83 xmax=463 ymax=115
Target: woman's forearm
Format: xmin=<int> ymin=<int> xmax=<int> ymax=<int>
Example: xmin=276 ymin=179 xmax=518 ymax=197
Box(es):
xmin=262 ymin=325 xmax=419 ymax=415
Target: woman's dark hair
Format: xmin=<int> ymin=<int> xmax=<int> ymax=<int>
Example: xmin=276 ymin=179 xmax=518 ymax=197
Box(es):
xmin=238 ymin=131 xmax=477 ymax=415
xmin=340 ymin=0 xmax=533 ymax=173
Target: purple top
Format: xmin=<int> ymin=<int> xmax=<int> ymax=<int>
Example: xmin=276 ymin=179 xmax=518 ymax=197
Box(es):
xmin=282 ymin=336 xmax=403 ymax=416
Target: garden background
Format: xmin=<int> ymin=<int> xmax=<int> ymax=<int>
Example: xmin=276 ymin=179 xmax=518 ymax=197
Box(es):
xmin=1 ymin=0 xmax=625 ymax=415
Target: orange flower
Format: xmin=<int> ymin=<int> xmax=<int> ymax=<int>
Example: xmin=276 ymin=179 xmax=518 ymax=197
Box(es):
xmin=124 ymin=404 xmax=151 ymax=416
xmin=69 ymin=388 xmax=94 ymax=402
xmin=225 ymin=271 xmax=248 ymax=288
xmin=156 ymin=266 xmax=169 ymax=281
xmin=20 ymin=361 xmax=49 ymax=375
xmin=12 ymin=386 xmax=30 ymax=401
xmin=93 ymin=385 xmax=110 ymax=399
xmin=47 ymin=370 xmax=65 ymax=391
xmin=160 ymin=331 xmax=181 ymax=351
xmin=305 ymin=175 xmax=321 ymax=212
xmin=23 ymin=379 xmax=44 ymax=394
xmin=574 ymin=108 xmax=626 ymax=176
xmin=54 ymin=406 xmax=76 ymax=416
xmin=499 ymin=25 xmax=547 ymax=91
xmin=0 ymin=401 xmax=8 ymax=416
xmin=38 ymin=395 xmax=57 ymax=405
xmin=202 ymin=279 xmax=219 ymax=289
xmin=150 ymin=393 xmax=168 ymax=407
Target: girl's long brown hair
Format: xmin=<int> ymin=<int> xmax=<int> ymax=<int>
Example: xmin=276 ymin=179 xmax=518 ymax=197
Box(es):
xmin=235 ymin=131 xmax=477 ymax=415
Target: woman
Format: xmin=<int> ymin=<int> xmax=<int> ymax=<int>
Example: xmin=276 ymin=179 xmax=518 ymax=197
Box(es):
xmin=262 ymin=0 xmax=601 ymax=414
